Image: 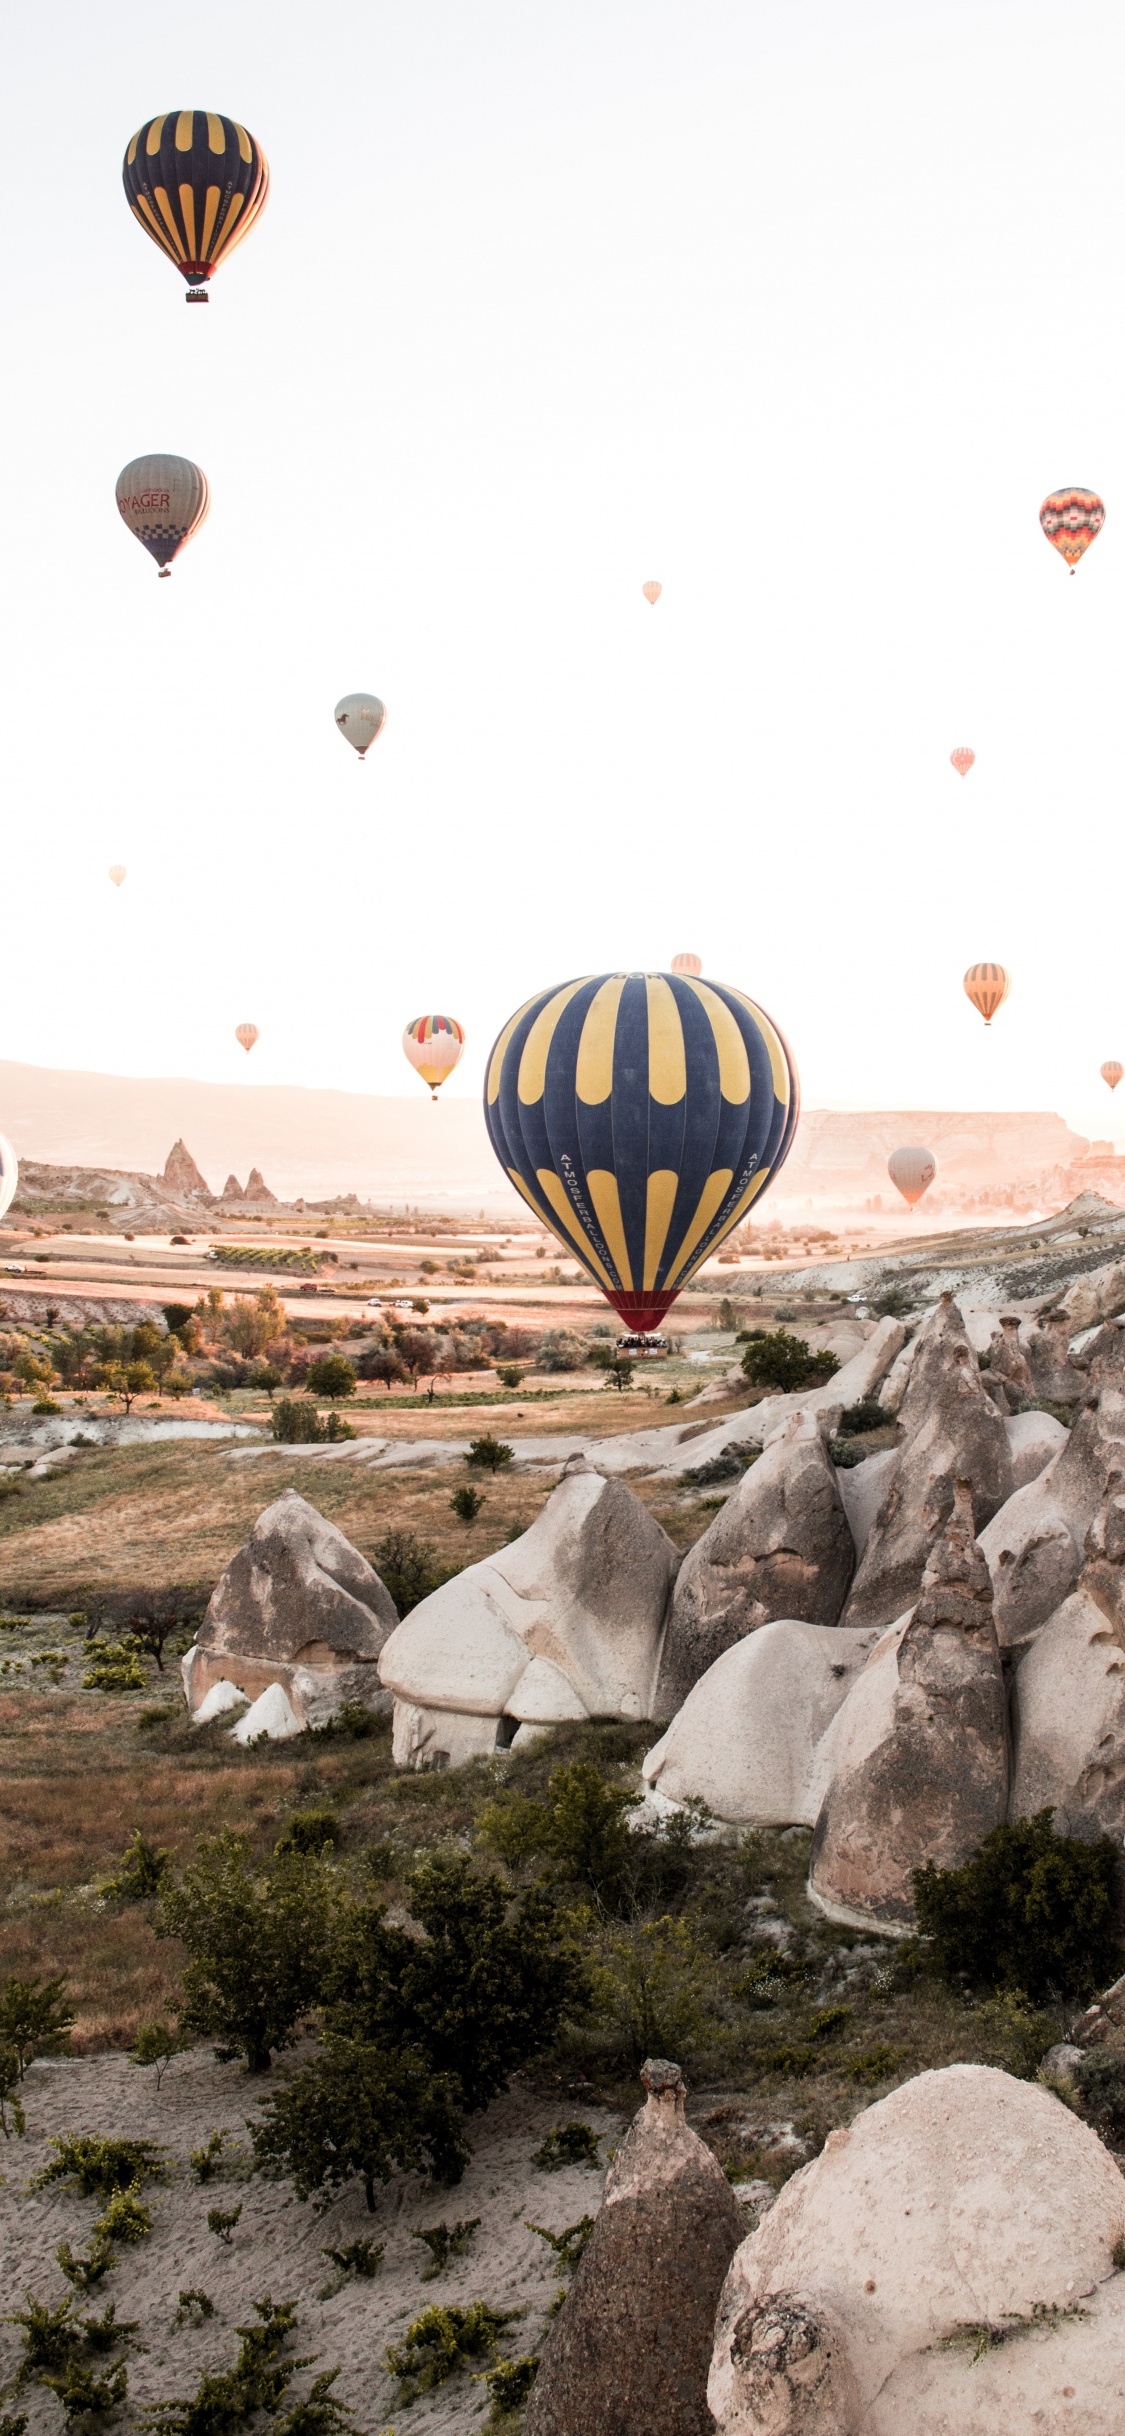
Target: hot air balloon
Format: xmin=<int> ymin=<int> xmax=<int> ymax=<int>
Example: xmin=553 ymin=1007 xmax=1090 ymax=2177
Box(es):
xmin=335 ymin=695 xmax=387 ymax=759
xmin=403 ymin=1015 xmax=465 ymax=1100
xmin=484 ymin=970 xmax=798 ymax=1335
xmin=122 ymin=113 xmax=269 ymax=301
xmin=888 ymin=1146 xmax=936 ymax=1210
xmin=0 ymin=1134 xmax=17 ymax=1225
xmin=964 ymin=963 xmax=1011 ymax=1027
xmin=1040 ymin=488 xmax=1105 ymax=573
xmin=1102 ymin=1061 xmax=1124 ymax=1092
xmin=235 ymin=1024 xmax=259 ymax=1054
xmin=116 ymin=456 xmax=209 ymax=576
xmin=108 ymin=866 xmax=126 ymax=888
xmin=642 ymin=581 xmax=662 ymax=605
xmin=671 ymin=952 xmax=702 ymax=976
xmin=950 ymin=747 xmax=975 ymax=777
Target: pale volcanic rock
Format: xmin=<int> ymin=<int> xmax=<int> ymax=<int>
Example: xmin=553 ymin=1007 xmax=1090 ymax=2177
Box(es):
xmin=654 ymin=1415 xmax=855 ymax=1720
xmin=1060 ymin=1253 xmax=1125 ymax=1332
xmin=1024 ymin=1307 xmax=1088 ymax=1404
xmin=183 ymin=1489 xmax=397 ymax=1728
xmin=987 ymin=1312 xmax=1035 ymax=1407
xmin=840 ymin=1296 xmax=1012 ymax=1635
xmin=162 ymin=1138 xmax=212 ymax=1201
xmin=1010 ymin=1493 xmax=1125 ymax=1840
xmin=220 ymin=1174 xmax=245 ymax=1201
xmin=641 ymin=1621 xmax=881 ymax=1826
xmin=810 ymin=1479 xmax=1007 ymax=1929
xmin=979 ymin=1386 xmax=1125 ymax=1648
xmin=525 ymin=2059 xmax=742 ymax=2436
xmin=245 ymin=1166 xmax=278 ymax=1204
xmin=835 ymin=1448 xmax=898 ymax=1561
xmin=708 ymin=2065 xmax=1125 ymax=2436
xmin=379 ymin=1471 xmax=677 ymax=1764
xmin=1004 ymin=1407 xmax=1068 ymax=1490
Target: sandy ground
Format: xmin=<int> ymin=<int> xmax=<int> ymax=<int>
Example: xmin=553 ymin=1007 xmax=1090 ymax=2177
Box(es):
xmin=0 ymin=2047 xmax=627 ymax=2435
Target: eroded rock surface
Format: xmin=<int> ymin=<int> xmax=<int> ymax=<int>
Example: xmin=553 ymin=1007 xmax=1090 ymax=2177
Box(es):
xmin=379 ymin=1471 xmax=677 ymax=1764
xmin=979 ymin=1384 xmax=1125 ymax=1647
xmin=810 ymin=1479 xmax=1008 ymax=1928
xmin=183 ymin=1489 xmax=397 ymax=1727
xmin=1010 ymin=1491 xmax=1125 ymax=1839
xmin=527 ymin=2059 xmax=742 ymax=2436
xmin=1024 ymin=1307 xmax=1087 ymax=1404
xmin=841 ymin=1296 xmax=1012 ymax=1634
xmin=642 ymin=1620 xmax=881 ymax=1826
xmin=655 ymin=1416 xmax=854 ymax=1719
xmin=708 ymin=2064 xmax=1125 ymax=2436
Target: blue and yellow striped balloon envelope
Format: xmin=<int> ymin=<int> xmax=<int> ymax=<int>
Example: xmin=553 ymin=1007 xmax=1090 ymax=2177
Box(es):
xmin=484 ymin=972 xmax=799 ymax=1334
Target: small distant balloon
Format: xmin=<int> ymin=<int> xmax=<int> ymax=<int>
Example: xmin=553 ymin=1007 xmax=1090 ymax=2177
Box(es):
xmin=1102 ymin=1061 xmax=1124 ymax=1092
xmin=235 ymin=1023 xmax=259 ymax=1054
xmin=642 ymin=581 xmax=662 ymax=605
xmin=670 ymin=952 xmax=702 ymax=976
xmin=1040 ymin=488 xmax=1105 ymax=573
xmin=403 ymin=1014 xmax=464 ymax=1100
xmin=888 ymin=1145 xmax=936 ymax=1210
xmin=116 ymin=455 xmax=210 ymax=576
xmin=0 ymin=1133 xmax=17 ymax=1224
xmin=950 ymin=747 xmax=975 ymax=778
xmin=108 ymin=866 xmax=126 ymax=888
xmin=964 ymin=963 xmax=1011 ymax=1027
xmin=334 ymin=694 xmax=387 ymax=759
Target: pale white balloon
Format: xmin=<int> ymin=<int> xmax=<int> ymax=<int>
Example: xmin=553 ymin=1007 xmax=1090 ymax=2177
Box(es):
xmin=335 ymin=693 xmax=387 ymax=759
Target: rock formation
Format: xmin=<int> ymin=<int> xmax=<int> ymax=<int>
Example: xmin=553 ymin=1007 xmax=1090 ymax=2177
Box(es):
xmin=526 ymin=2058 xmax=742 ymax=2436
xmin=642 ymin=1620 xmax=881 ymax=1826
xmin=1024 ymin=1306 xmax=1087 ymax=1404
xmin=221 ymin=1174 xmax=245 ymax=1201
xmin=708 ymin=2065 xmax=1125 ymax=2436
xmin=835 ymin=1448 xmax=898 ymax=1561
xmin=1009 ymin=1491 xmax=1125 ymax=1840
xmin=162 ymin=1139 xmax=212 ymax=1201
xmin=979 ymin=1383 xmax=1125 ymax=1647
xmin=379 ymin=1471 xmax=677 ymax=1767
xmin=810 ymin=1479 xmax=1008 ymax=1929
xmin=655 ymin=1415 xmax=855 ymax=1718
xmin=182 ymin=1489 xmax=397 ymax=1729
xmin=986 ymin=1312 xmax=1034 ymax=1407
xmin=1004 ymin=1406 xmax=1067 ymax=1489
xmin=244 ymin=1166 xmax=278 ymax=1204
xmin=840 ymin=1296 xmax=1012 ymax=1634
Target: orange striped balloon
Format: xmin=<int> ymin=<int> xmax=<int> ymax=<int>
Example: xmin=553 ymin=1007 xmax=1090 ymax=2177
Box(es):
xmin=964 ymin=963 xmax=1011 ymax=1027
xmin=403 ymin=1013 xmax=464 ymax=1099
xmin=1102 ymin=1061 xmax=1123 ymax=1092
xmin=950 ymin=746 xmax=975 ymax=777
xmin=1040 ymin=488 xmax=1105 ymax=573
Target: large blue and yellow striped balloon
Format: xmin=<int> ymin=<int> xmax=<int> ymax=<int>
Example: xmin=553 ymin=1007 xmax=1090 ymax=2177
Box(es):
xmin=484 ymin=972 xmax=798 ymax=1333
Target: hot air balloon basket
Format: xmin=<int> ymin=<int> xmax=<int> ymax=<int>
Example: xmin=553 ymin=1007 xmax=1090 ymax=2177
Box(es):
xmin=617 ymin=1333 xmax=669 ymax=1356
xmin=186 ymin=289 xmax=209 ymax=304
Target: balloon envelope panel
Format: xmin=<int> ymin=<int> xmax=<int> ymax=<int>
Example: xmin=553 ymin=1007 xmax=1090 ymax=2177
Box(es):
xmin=0 ymin=1133 xmax=17 ymax=1224
xmin=484 ymin=971 xmax=798 ymax=1332
xmin=123 ymin=112 xmax=269 ymax=288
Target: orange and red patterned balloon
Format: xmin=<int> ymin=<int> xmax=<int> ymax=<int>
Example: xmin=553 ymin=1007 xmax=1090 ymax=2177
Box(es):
xmin=950 ymin=747 xmax=975 ymax=778
xmin=964 ymin=964 xmax=1010 ymax=1027
xmin=1040 ymin=488 xmax=1105 ymax=573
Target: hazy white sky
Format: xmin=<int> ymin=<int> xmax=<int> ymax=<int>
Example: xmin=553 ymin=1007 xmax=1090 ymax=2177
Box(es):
xmin=5 ymin=1 xmax=1125 ymax=1146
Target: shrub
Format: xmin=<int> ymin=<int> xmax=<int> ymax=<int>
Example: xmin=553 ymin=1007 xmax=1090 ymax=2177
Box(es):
xmin=274 ymin=1810 xmax=341 ymax=1858
xmin=680 ymin=1448 xmax=756 ymax=1487
xmin=327 ymin=1854 xmax=590 ymax=2112
xmin=371 ymin=1528 xmax=448 ymax=1616
xmin=103 ymin=1828 xmax=172 ymax=1903
xmin=320 ymin=2240 xmax=383 ymax=2281
xmin=270 ymin=1399 xmax=355 ymax=1445
xmin=140 ymin=2296 xmax=322 ymax=2436
xmin=913 ymin=1810 xmax=1122 ymax=2000
xmin=478 ymin=2355 xmax=540 ymax=2423
xmin=536 ymin=1332 xmax=584 ymax=1374
xmin=412 ymin=2217 xmax=481 ymax=2277
xmin=83 ymin=1642 xmax=147 ymax=1692
xmin=477 ymin=1762 xmax=639 ymax=1904
xmin=466 ymin=1434 xmax=514 ymax=1471
xmin=740 ymin=1330 xmax=840 ymax=1392
xmin=590 ymin=1915 xmax=711 ymax=2065
xmin=495 ymin=1365 xmax=523 ymax=1389
xmin=156 ymin=1829 xmax=338 ymax=2072
xmin=0 ymin=1974 xmax=74 ymax=2077
xmin=602 ymin=1355 xmax=634 ymax=1391
xmin=530 ymin=2124 xmax=601 ymax=2173
xmin=304 ymin=1355 xmax=356 ymax=1401
xmin=93 ymin=2181 xmax=151 ymax=2246
xmin=383 ymin=2302 xmax=518 ymax=2403
xmin=174 ymin=2291 xmax=215 ymax=2326
xmin=31 ymin=2135 xmax=165 ymax=2197
xmin=251 ymin=2037 xmax=469 ymax=2209
xmin=836 ymin=1398 xmax=893 ymax=1436
xmin=207 ymin=2205 xmax=242 ymax=2243
xmin=450 ymin=1485 xmax=485 ymax=1522
xmin=1074 ymin=2048 xmax=1125 ymax=2143
xmin=0 ymin=2046 xmax=25 ymax=2138
xmin=55 ymin=2234 xmax=114 ymax=2293
xmin=526 ymin=2214 xmax=594 ymax=2269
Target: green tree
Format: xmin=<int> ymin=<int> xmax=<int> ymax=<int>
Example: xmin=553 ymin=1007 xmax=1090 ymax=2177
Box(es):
xmin=357 ymin=1349 xmax=408 ymax=1392
xmin=394 ymin=1329 xmax=438 ymax=1389
xmin=913 ymin=1810 xmax=1122 ymax=2001
xmin=95 ymin=1360 xmax=158 ymax=1414
xmin=590 ymin=1916 xmax=710 ymax=2065
xmin=305 ymin=1355 xmax=357 ymax=1401
xmin=251 ymin=2037 xmax=468 ymax=2209
xmin=740 ymin=1329 xmax=840 ymax=1392
xmin=371 ymin=1529 xmax=447 ymax=1616
xmin=0 ymin=1975 xmax=75 ymax=2078
xmin=156 ymin=1830 xmax=337 ymax=2072
xmin=328 ymin=1855 xmax=589 ymax=2111
xmin=477 ymin=1763 xmax=639 ymax=1906
xmin=465 ymin=1434 xmax=514 ymax=1471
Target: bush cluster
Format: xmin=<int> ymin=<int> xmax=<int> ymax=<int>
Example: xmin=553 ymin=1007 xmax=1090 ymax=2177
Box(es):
xmin=739 ymin=1329 xmax=840 ymax=1392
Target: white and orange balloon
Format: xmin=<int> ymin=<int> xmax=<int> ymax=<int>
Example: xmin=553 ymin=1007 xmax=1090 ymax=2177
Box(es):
xmin=109 ymin=865 xmax=126 ymax=888
xmin=642 ymin=581 xmax=662 ymax=605
xmin=950 ymin=747 xmax=975 ymax=778
xmin=1102 ymin=1061 xmax=1124 ymax=1092
xmin=670 ymin=951 xmax=702 ymax=976
xmin=888 ymin=1146 xmax=936 ymax=1210
xmin=403 ymin=1014 xmax=464 ymax=1100
xmin=964 ymin=964 xmax=1011 ymax=1027
xmin=235 ymin=1024 xmax=259 ymax=1054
